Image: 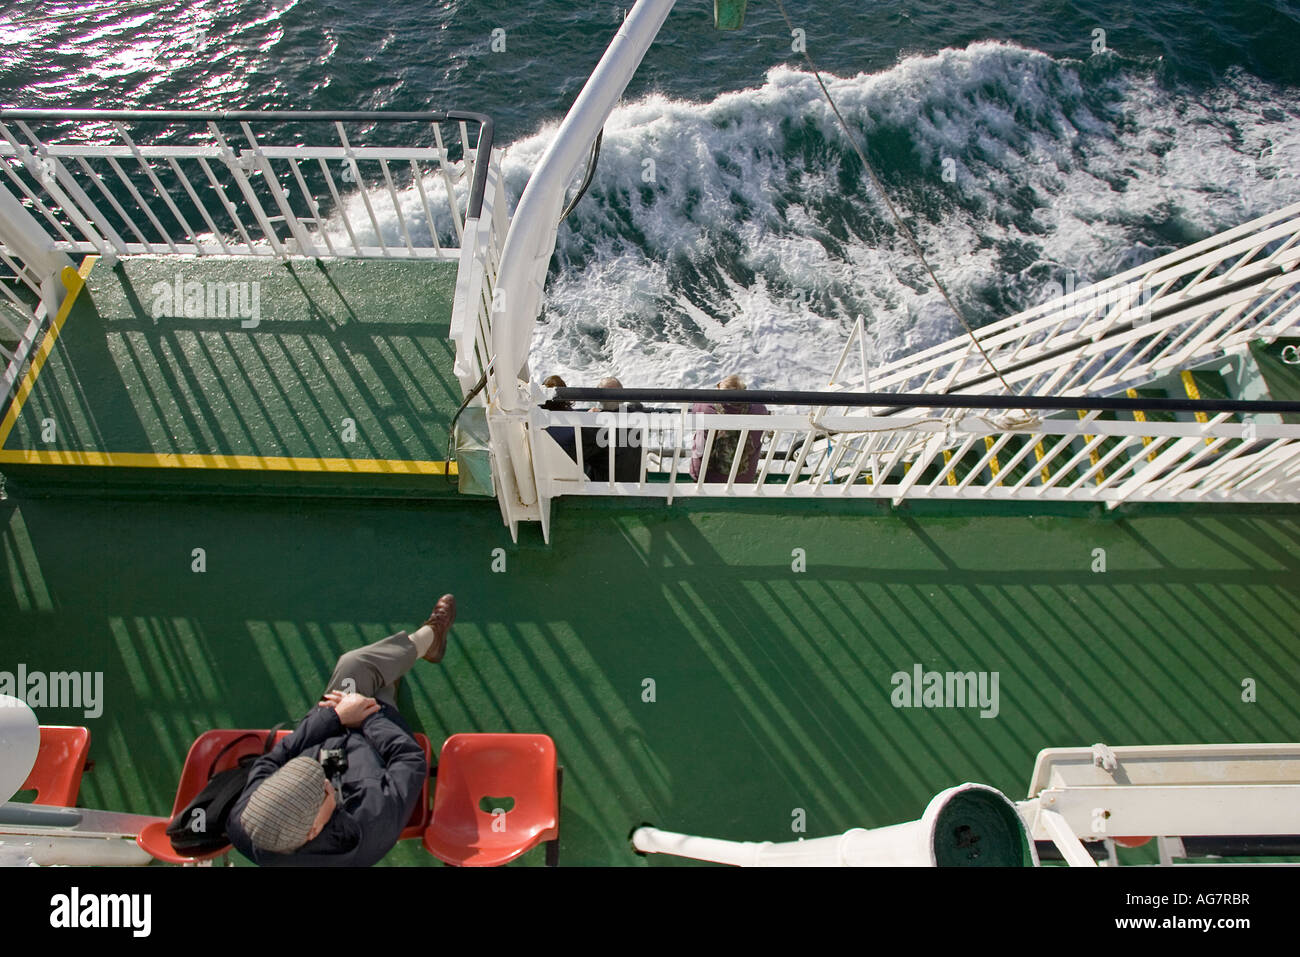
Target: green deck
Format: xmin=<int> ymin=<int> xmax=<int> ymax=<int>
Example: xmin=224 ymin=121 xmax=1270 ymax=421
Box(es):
xmin=1251 ymin=337 xmax=1300 ymax=422
xmin=4 ymin=490 xmax=1298 ymax=865
xmin=3 ymin=256 xmax=1298 ymax=865
xmin=0 ymin=257 xmax=464 ymax=491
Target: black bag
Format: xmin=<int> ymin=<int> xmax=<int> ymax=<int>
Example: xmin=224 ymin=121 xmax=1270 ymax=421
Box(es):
xmin=165 ymin=725 xmax=283 ymax=854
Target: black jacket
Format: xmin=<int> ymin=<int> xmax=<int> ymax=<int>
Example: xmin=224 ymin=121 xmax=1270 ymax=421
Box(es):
xmin=227 ymin=703 xmax=426 ymax=866
xmin=582 ymin=402 xmax=645 ymax=482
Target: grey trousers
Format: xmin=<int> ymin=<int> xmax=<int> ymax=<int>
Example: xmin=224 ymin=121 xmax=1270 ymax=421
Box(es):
xmin=325 ymin=631 xmax=418 ymax=707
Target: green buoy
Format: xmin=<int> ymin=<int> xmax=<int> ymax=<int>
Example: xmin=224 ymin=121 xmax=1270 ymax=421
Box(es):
xmin=714 ymin=0 xmax=747 ymax=30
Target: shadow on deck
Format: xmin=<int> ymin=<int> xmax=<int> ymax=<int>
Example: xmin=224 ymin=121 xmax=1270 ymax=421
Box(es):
xmin=0 ymin=256 xmax=464 ymax=495
xmin=3 ymin=491 xmax=1298 ymax=865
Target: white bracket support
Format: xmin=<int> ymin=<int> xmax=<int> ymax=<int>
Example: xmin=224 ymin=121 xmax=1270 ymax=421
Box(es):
xmin=1038 ymin=808 xmax=1098 ymax=868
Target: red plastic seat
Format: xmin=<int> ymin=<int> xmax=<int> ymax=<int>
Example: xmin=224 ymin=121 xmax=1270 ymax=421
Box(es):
xmin=401 ymin=734 xmax=434 ymax=840
xmin=137 ymin=729 xmax=433 ymax=864
xmin=423 ymin=733 xmax=561 ymax=866
xmin=20 ymin=726 xmax=91 ymax=807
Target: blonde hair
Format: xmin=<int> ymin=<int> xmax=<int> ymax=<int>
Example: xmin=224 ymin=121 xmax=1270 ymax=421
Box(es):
xmin=718 ymin=375 xmax=746 ymax=390
xmin=597 ymin=376 xmax=623 ymax=411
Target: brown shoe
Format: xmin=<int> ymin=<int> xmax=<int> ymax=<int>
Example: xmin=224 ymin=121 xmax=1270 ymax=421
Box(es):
xmin=421 ymin=594 xmax=456 ymax=663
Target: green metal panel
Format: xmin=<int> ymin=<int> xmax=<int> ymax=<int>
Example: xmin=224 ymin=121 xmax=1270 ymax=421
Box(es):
xmin=714 ymin=0 xmax=747 ymax=31
xmin=1251 ymin=338 xmax=1300 ymax=424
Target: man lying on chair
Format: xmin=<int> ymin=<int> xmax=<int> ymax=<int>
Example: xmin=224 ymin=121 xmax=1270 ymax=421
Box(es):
xmin=227 ymin=595 xmax=456 ymax=866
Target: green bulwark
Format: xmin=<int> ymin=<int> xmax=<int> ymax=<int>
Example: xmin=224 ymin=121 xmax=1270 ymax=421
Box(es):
xmin=1251 ymin=338 xmax=1300 ymax=423
xmin=0 ymin=257 xmax=465 ymax=495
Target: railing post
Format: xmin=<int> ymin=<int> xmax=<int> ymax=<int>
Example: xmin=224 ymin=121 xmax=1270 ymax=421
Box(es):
xmin=248 ymin=141 xmax=320 ymax=257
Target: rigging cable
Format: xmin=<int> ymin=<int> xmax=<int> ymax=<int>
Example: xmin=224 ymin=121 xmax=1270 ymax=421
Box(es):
xmin=444 ymin=358 xmax=494 ymax=486
xmin=560 ymin=128 xmax=603 ymax=222
xmin=771 ymin=0 xmax=1024 ymax=409
xmin=444 ymin=128 xmax=600 ymax=483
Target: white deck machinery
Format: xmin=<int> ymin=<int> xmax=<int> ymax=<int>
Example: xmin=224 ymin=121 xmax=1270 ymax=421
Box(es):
xmin=487 ymin=0 xmax=752 ymax=539
xmin=0 ymin=695 xmax=155 ymax=866
xmin=631 ymin=744 xmax=1300 ymax=866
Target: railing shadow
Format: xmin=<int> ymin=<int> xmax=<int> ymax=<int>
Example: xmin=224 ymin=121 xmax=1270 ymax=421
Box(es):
xmin=4 ymin=494 xmax=1299 ymax=861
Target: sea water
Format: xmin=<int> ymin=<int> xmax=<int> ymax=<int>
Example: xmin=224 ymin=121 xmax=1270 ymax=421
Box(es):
xmin=3 ymin=0 xmax=1297 ymax=391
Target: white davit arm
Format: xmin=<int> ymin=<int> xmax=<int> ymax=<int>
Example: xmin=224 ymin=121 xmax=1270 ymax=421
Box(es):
xmin=491 ymin=0 xmax=678 ymax=409
xmin=632 ymin=784 xmax=1029 ymax=866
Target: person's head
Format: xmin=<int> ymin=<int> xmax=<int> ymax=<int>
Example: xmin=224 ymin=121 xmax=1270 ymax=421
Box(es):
xmin=543 ymin=374 xmax=571 ymax=411
xmin=718 ymin=374 xmax=746 ymax=390
xmin=597 ymin=376 xmax=623 ymax=412
xmin=240 ymin=755 xmax=336 ymax=854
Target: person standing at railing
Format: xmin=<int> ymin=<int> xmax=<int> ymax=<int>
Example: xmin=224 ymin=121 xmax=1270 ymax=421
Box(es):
xmin=582 ymin=376 xmax=645 ymax=482
xmin=540 ymin=374 xmax=579 ymax=461
xmin=690 ymin=375 xmax=770 ymax=483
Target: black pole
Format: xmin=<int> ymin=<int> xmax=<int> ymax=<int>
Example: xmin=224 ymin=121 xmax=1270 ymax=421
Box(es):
xmin=551 ymin=387 xmax=1300 ymax=416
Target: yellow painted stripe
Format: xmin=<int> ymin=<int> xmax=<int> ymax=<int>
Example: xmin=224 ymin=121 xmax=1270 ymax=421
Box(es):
xmin=942 ymin=449 xmax=957 ymax=486
xmin=1034 ymin=441 xmax=1050 ymax=484
xmin=1180 ymin=370 xmax=1208 ymax=421
xmin=1181 ymin=369 xmax=1217 ymax=448
xmin=983 ymin=435 xmax=1001 ymax=484
xmin=1127 ymin=388 xmax=1157 ymax=462
xmin=0 ymin=259 xmax=95 ymax=449
xmin=1076 ymin=409 xmax=1105 ymax=482
xmin=0 ymin=447 xmax=458 ymax=474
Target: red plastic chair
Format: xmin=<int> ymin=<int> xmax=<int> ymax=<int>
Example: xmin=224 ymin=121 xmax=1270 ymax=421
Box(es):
xmin=423 ymin=733 xmax=562 ymax=866
xmin=20 ymin=726 xmax=91 ymax=807
xmin=137 ymin=729 xmax=432 ymax=864
xmin=400 ymin=734 xmax=434 ymax=840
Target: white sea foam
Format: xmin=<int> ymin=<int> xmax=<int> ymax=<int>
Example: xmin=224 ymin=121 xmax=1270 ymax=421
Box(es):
xmin=512 ymin=42 xmax=1300 ymax=391
xmin=330 ymin=41 xmax=1300 ymax=392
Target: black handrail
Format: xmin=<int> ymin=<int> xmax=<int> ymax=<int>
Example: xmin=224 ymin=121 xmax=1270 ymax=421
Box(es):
xmin=0 ymin=108 xmax=495 ymax=220
xmin=551 ymin=387 xmax=1300 ymax=416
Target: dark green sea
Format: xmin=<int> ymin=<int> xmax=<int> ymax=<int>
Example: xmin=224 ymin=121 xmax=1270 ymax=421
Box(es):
xmin=3 ymin=0 xmax=1298 ymax=388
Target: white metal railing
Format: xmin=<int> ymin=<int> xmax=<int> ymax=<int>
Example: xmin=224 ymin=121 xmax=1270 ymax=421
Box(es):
xmin=449 ymin=149 xmax=508 ymax=398
xmin=531 ymin=407 xmax=1300 ymax=506
xmin=0 ymin=109 xmax=500 ymax=410
xmin=1022 ymin=743 xmax=1300 ymax=867
xmin=0 ymin=109 xmax=493 ymax=262
xmin=0 ymin=174 xmax=71 ymax=407
xmin=0 ymin=235 xmax=58 ymax=405
xmin=839 ymin=201 xmax=1300 ymax=405
xmin=515 ymin=204 xmax=1300 ymax=530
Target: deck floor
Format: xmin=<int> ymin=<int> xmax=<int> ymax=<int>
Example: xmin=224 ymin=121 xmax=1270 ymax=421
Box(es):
xmin=3 ymin=492 xmax=1299 ymax=865
xmin=0 ymin=257 xmax=463 ymax=473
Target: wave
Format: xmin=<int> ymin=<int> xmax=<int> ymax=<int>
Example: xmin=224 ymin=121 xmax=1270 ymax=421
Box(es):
xmin=501 ymin=41 xmax=1300 ymax=391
